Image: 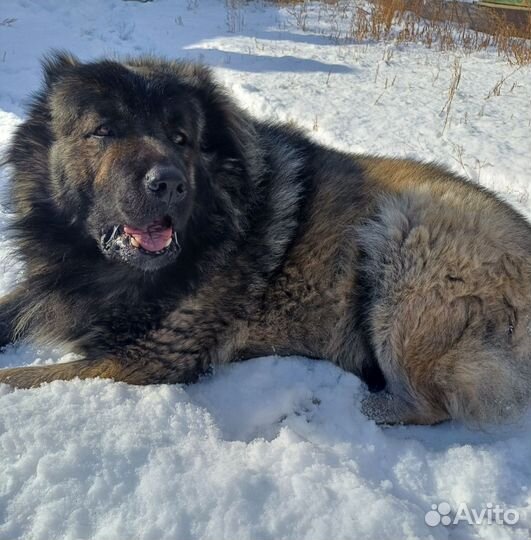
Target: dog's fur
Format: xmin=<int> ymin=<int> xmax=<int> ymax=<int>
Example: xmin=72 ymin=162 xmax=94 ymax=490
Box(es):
xmin=1 ymin=52 xmax=530 ymax=425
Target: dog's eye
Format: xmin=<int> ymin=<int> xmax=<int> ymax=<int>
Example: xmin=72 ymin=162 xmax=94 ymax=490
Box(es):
xmin=92 ymin=125 xmax=114 ymax=138
xmin=173 ymin=131 xmax=187 ymax=146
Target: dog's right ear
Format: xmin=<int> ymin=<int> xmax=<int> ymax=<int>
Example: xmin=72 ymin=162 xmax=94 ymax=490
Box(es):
xmin=42 ymin=51 xmax=79 ymax=87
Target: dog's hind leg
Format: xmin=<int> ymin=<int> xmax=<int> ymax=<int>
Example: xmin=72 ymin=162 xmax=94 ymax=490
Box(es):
xmin=358 ymin=194 xmax=531 ymax=425
xmin=361 ymin=391 xmax=449 ymax=426
xmin=363 ymin=333 xmax=530 ymax=426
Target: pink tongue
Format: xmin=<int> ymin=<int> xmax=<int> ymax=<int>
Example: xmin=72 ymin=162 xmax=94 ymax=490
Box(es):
xmin=124 ymin=222 xmax=173 ymax=252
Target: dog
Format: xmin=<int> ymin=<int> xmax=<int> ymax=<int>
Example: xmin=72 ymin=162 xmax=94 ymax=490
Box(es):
xmin=0 ymin=51 xmax=530 ymax=425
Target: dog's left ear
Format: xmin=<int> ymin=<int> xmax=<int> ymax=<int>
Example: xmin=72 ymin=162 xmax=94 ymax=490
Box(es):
xmin=188 ymin=65 xmax=255 ymax=163
xmin=42 ymin=50 xmax=79 ymax=87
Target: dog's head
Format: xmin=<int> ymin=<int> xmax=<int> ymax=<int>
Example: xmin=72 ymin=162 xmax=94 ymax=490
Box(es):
xmin=9 ymin=52 xmax=257 ymax=273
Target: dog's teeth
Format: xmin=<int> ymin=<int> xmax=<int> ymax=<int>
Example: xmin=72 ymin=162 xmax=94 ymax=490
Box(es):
xmin=108 ymin=225 xmax=119 ymax=243
xmin=130 ymin=237 xmax=140 ymax=248
xmin=164 ymin=237 xmax=172 ymax=248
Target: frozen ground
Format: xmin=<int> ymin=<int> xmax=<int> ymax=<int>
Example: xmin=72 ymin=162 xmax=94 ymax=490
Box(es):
xmin=0 ymin=1 xmax=530 ymax=539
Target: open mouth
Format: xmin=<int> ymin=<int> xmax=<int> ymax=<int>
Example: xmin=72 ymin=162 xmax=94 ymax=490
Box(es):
xmin=101 ymin=216 xmax=181 ymax=263
xmin=123 ymin=217 xmax=177 ymax=255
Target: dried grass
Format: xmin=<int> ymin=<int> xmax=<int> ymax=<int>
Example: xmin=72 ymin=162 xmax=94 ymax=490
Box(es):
xmin=273 ymin=0 xmax=531 ymax=65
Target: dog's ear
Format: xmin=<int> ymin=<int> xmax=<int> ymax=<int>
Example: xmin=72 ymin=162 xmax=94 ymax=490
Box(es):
xmin=201 ymin=88 xmax=254 ymax=162
xmin=42 ymin=50 xmax=79 ymax=87
xmin=184 ymin=65 xmax=254 ymax=162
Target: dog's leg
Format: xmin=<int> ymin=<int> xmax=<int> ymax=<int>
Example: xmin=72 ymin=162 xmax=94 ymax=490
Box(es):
xmin=0 ymin=280 xmax=235 ymax=389
xmin=361 ymin=219 xmax=531 ymax=425
xmin=0 ymin=359 xmax=117 ymax=388
xmin=361 ymin=391 xmax=449 ymax=426
xmin=0 ymin=351 xmax=203 ymax=389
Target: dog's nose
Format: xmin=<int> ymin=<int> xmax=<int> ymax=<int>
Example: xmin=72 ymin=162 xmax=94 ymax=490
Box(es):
xmin=144 ymin=166 xmax=188 ymax=203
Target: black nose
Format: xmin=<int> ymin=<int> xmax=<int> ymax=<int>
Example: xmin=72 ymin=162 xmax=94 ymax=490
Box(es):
xmin=144 ymin=166 xmax=188 ymax=203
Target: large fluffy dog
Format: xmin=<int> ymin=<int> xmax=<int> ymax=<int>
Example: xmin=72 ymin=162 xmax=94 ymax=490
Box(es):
xmin=1 ymin=52 xmax=530 ymax=425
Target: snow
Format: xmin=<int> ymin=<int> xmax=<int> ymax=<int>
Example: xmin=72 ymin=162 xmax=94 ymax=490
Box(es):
xmin=0 ymin=1 xmax=530 ymax=539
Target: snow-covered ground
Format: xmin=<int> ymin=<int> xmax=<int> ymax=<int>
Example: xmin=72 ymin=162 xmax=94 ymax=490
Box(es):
xmin=0 ymin=1 xmax=530 ymax=539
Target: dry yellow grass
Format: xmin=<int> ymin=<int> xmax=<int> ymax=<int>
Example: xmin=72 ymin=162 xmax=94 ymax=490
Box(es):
xmin=271 ymin=0 xmax=531 ymax=65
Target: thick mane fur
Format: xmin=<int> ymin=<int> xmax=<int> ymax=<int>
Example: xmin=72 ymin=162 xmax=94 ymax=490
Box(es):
xmin=4 ymin=53 xmax=306 ymax=348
